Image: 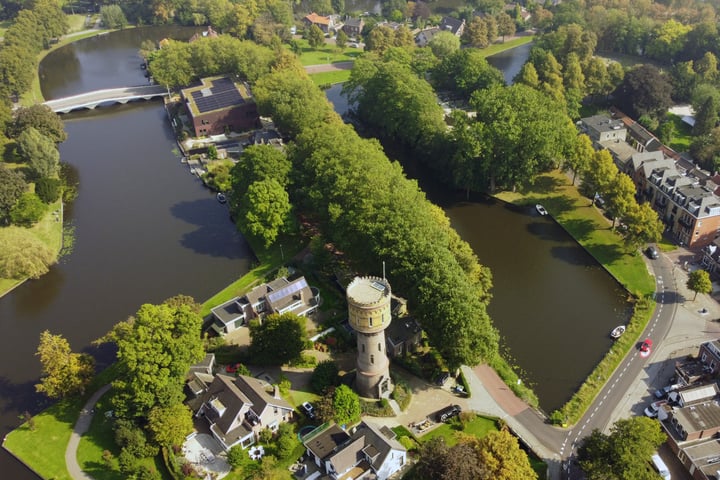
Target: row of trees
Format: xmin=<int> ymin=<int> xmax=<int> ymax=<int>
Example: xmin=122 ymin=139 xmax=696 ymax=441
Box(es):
xmin=226 ymin=56 xmax=498 ymax=369
xmin=0 ymin=104 xmax=70 ymax=280
xmin=0 ymin=0 xmax=67 ymax=100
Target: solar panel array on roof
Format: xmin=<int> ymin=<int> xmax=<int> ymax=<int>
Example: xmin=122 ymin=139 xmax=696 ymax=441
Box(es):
xmin=267 ymin=278 xmax=308 ymax=305
xmin=191 ymin=78 xmax=244 ymax=113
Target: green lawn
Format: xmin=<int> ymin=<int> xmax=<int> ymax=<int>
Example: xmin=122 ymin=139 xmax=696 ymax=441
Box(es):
xmin=419 ymin=415 xmax=498 ymax=447
xmin=495 ymin=170 xmax=655 ymax=297
xmin=481 ymin=35 xmax=535 ymax=58
xmin=3 ymin=397 xmax=83 ymax=480
xmin=664 ymin=113 xmax=693 ymax=153
xmin=0 ymin=199 xmax=64 ymax=297
xmin=66 ymin=14 xmax=89 ymax=33
xmin=293 ymin=38 xmax=361 ymax=66
xmin=310 ymin=70 xmax=352 ymax=86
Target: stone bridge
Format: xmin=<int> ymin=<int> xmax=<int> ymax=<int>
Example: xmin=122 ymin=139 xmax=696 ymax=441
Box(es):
xmin=43 ymin=85 xmax=170 ymax=113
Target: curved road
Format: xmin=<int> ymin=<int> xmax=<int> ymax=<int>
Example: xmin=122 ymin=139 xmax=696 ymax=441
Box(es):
xmin=466 ymin=249 xmax=714 ymax=480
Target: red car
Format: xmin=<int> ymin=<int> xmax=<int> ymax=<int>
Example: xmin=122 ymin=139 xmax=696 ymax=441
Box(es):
xmin=640 ymin=339 xmax=653 ymax=352
xmin=225 ymin=363 xmax=241 ymax=373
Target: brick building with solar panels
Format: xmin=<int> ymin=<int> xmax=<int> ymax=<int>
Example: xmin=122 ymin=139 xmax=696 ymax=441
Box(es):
xmin=181 ymin=76 xmax=260 ymax=137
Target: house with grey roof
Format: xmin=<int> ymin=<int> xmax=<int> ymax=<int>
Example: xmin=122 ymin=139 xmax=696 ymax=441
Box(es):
xmin=415 ymin=27 xmax=440 ymax=47
xmin=342 ymin=17 xmax=364 ymax=37
xmin=193 ymin=373 xmax=294 ymax=450
xmin=630 ymin=151 xmax=720 ymax=248
xmin=439 ymin=16 xmax=465 ymax=36
xmin=210 ymin=276 xmax=320 ymax=335
xmin=302 ymin=421 xmax=407 ymax=480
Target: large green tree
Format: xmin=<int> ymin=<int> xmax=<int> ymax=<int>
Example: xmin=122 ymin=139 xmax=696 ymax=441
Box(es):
xmin=35 ymin=330 xmax=95 ymax=399
xmin=613 ymin=65 xmax=673 ymax=119
xmin=578 ymin=417 xmax=666 ymax=480
xmin=11 ymin=105 xmax=67 ymax=143
xmin=229 ymin=144 xmax=291 ymax=202
xmin=100 ymin=4 xmax=128 ymax=28
xmin=108 ymin=297 xmax=205 ymax=419
xmin=468 ymin=83 xmax=576 ymax=191
xmin=147 ymin=403 xmax=194 ymax=447
xmin=248 ymin=313 xmax=307 ymax=365
xmin=332 ymin=385 xmax=361 ymax=425
xmin=428 ymin=31 xmax=461 ymax=58
xmin=0 ymin=227 xmax=56 ymax=279
xmin=432 ymin=49 xmax=505 ymax=100
xmin=306 ymin=24 xmax=325 ymax=49
xmin=10 ymin=192 xmax=46 ymax=227
xmin=16 ymin=127 xmax=60 ymax=179
xmin=621 ymin=203 xmax=663 ymax=253
xmin=0 ymin=164 xmax=27 ymax=224
xmin=237 ymin=178 xmax=292 ymax=247
xmin=414 ymin=430 xmax=537 ymax=479
xmin=0 ymin=45 xmax=36 ymax=99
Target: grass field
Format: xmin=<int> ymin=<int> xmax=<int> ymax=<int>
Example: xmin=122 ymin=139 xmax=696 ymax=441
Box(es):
xmin=310 ymin=70 xmax=352 ymax=86
xmin=665 ymin=113 xmax=693 ymax=153
xmin=495 ymin=170 xmax=655 ymax=297
xmin=0 ymin=199 xmax=64 ymax=297
xmin=4 ymin=397 xmax=83 ymax=480
xmin=481 ymin=35 xmax=535 ymax=58
xmin=293 ymin=38 xmax=361 ymax=66
xmin=418 ymin=415 xmax=498 ymax=447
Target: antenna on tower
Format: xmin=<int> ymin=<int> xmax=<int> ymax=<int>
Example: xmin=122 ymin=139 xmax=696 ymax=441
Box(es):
xmin=383 ymin=261 xmax=386 ymax=281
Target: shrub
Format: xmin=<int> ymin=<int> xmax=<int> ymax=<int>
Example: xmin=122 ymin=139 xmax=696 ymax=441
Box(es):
xmin=399 ymin=435 xmax=418 ymax=451
xmin=35 ymin=177 xmax=61 ymax=203
xmin=259 ymin=427 xmax=273 ymax=444
xmin=275 ymin=422 xmax=299 ymax=459
xmin=390 ymin=381 xmax=412 ymax=411
xmin=227 ymin=445 xmax=246 ymax=469
xmin=10 ymin=192 xmax=46 ymax=227
xmin=310 ymin=360 xmax=340 ymax=394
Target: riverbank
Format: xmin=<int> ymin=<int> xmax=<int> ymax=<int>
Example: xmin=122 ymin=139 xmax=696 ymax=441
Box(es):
xmin=0 ymin=199 xmax=64 ymax=298
xmin=495 ymin=169 xmax=657 ymax=424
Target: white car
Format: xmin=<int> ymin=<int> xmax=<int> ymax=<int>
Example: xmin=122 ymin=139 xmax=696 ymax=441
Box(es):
xmin=644 ymin=400 xmax=667 ymax=418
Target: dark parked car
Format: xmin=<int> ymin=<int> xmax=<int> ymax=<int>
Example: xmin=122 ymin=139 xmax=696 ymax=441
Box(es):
xmin=436 ymin=404 xmax=462 ymax=423
xmin=301 ymin=402 xmax=316 ymax=419
xmin=646 ymin=246 xmax=659 ymax=259
xmin=435 ymin=371 xmax=451 ymax=386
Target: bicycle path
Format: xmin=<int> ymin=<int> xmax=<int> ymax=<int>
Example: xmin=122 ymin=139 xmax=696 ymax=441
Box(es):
xmin=65 ymin=384 xmax=111 ymax=480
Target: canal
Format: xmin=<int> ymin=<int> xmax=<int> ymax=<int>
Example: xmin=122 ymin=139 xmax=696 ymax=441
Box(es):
xmin=0 ymin=27 xmax=628 ymax=478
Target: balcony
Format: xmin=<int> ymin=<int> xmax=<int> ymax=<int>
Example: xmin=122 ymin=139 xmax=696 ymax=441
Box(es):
xmin=679 ymin=217 xmax=694 ymax=229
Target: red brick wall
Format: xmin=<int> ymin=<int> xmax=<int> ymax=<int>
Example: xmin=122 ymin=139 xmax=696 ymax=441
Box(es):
xmin=190 ymin=102 xmax=259 ymax=137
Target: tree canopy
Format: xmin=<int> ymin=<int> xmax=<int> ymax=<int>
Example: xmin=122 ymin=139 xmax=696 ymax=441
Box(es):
xmin=248 ymin=313 xmax=307 ymax=365
xmin=35 ymin=330 xmax=95 ymax=399
xmin=0 ymin=227 xmax=56 ymax=279
xmin=0 ymin=164 xmax=27 ymax=224
xmin=687 ymin=269 xmax=712 ymax=300
xmin=577 ymin=417 xmax=666 ymax=480
xmin=108 ymin=297 xmax=204 ymax=419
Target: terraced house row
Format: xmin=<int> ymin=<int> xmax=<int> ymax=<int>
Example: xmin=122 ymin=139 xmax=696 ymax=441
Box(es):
xmin=581 ymin=113 xmax=720 ymax=249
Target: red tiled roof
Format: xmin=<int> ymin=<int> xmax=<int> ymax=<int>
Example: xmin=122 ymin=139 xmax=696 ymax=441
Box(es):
xmin=305 ymin=12 xmax=331 ymax=25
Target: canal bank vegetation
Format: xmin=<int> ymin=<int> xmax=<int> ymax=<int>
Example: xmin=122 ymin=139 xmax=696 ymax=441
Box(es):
xmin=0 ymin=106 xmax=71 ymax=297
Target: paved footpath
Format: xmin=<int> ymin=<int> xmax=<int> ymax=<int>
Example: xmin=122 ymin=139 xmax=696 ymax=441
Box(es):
xmin=65 ymin=384 xmax=111 ymax=480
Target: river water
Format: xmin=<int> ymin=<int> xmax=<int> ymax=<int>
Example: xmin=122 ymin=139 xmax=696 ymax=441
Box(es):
xmin=1 ymin=28 xmax=627 ymax=478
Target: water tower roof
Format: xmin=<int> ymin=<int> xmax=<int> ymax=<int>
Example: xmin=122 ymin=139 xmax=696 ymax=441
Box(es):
xmin=347 ymin=277 xmax=390 ymax=305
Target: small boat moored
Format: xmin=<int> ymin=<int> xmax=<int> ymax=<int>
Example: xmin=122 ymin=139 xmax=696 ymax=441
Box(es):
xmin=610 ymin=325 xmax=626 ymax=339
xmin=217 ymin=192 xmax=227 ymax=204
xmin=536 ymin=204 xmax=548 ymax=216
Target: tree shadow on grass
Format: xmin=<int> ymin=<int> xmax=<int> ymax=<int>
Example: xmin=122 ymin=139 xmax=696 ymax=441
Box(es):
xmin=584 ymin=242 xmax=626 ymax=266
xmin=515 ymin=174 xmax=566 ymax=196
xmin=549 ymin=246 xmax=599 ymax=267
xmin=556 ymin=218 xmax=596 ymax=243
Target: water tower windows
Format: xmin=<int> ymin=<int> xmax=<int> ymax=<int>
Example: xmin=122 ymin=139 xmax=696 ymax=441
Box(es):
xmin=378 ymin=342 xmax=382 ymax=352
xmin=362 ymin=344 xmax=365 ymax=353
xmin=371 ymin=354 xmax=375 ymax=364
xmin=369 ymin=317 xmax=373 ymax=326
